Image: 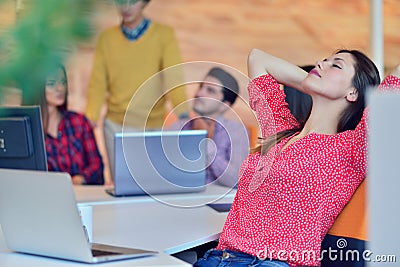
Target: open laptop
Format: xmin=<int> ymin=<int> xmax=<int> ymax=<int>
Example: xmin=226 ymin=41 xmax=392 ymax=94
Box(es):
xmin=107 ymin=130 xmax=208 ymax=197
xmin=367 ymin=90 xmax=400 ymax=265
xmin=0 ymin=168 xmax=157 ymax=263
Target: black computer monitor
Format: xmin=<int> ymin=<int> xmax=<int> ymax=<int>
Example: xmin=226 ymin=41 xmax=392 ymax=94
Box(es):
xmin=0 ymin=106 xmax=47 ymax=171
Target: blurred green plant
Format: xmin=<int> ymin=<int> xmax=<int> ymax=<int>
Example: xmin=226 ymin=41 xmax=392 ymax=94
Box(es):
xmin=0 ymin=0 xmax=94 ymax=105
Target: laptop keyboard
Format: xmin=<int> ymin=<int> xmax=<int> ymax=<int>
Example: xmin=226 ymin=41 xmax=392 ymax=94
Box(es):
xmin=91 ymin=249 xmax=122 ymax=257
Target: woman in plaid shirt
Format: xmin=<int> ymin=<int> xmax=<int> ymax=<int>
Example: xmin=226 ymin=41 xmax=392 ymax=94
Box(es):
xmin=44 ymin=64 xmax=104 ymax=185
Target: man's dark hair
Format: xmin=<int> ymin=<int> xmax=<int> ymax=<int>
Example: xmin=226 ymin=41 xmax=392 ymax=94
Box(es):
xmin=206 ymin=67 xmax=239 ymax=105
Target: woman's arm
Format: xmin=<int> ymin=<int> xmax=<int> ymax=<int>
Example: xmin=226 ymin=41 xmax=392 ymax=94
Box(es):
xmin=80 ymin=115 xmax=104 ymax=185
xmin=389 ymin=64 xmax=400 ymax=78
xmin=376 ymin=64 xmax=400 ymax=93
xmin=247 ymin=48 xmax=308 ymax=90
xmin=353 ymin=64 xmax=400 ymax=177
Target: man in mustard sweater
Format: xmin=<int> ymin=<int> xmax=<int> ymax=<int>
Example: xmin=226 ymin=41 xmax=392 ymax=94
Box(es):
xmin=86 ymin=0 xmax=188 ymax=177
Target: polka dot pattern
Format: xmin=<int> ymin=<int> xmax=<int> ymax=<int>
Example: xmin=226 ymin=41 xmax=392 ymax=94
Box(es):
xmin=217 ymin=75 xmax=400 ymax=266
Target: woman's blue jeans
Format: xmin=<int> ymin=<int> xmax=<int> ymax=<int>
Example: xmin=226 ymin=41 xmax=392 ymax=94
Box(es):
xmin=193 ymin=249 xmax=290 ymax=267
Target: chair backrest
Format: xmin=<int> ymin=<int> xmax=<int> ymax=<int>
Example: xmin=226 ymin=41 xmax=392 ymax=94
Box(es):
xmin=246 ymin=124 xmax=260 ymax=149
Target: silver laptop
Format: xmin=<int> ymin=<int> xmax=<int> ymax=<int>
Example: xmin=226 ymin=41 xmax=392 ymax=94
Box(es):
xmin=107 ymin=130 xmax=207 ymax=197
xmin=0 ymin=168 xmax=157 ymax=263
xmin=367 ymin=90 xmax=400 ymax=265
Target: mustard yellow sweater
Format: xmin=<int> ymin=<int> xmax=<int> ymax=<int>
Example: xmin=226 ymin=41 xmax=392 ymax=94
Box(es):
xmin=86 ymin=21 xmax=187 ymax=128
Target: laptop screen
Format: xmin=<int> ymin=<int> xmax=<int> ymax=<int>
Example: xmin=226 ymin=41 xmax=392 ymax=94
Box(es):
xmin=112 ymin=130 xmax=207 ymax=196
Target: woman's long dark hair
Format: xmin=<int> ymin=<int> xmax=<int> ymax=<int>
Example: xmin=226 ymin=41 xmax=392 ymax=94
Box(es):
xmin=51 ymin=63 xmax=68 ymax=112
xmin=41 ymin=63 xmax=69 ymax=132
xmin=252 ymin=49 xmax=381 ymax=155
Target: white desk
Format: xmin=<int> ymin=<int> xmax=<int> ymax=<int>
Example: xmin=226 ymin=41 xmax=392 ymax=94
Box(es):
xmin=75 ymin=184 xmax=236 ymax=254
xmin=74 ymin=183 xmax=236 ymax=207
xmin=0 ymin=250 xmax=189 ymax=267
xmin=0 ymin=226 xmax=190 ymax=267
xmin=92 ymin=201 xmax=230 ymax=255
xmin=0 ymin=184 xmax=236 ymax=266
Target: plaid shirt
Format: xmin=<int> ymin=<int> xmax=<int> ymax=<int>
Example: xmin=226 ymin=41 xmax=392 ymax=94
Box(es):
xmin=45 ymin=111 xmax=104 ymax=185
